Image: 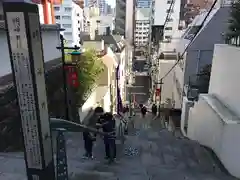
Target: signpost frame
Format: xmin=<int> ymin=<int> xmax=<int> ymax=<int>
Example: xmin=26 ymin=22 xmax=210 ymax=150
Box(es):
xmin=3 ymin=2 xmax=55 ymax=180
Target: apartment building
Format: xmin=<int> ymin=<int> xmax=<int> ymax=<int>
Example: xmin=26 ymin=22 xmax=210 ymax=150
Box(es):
xmin=135 ymin=8 xmax=150 ymax=46
xmin=54 ymin=0 xmax=84 ymax=46
xmin=152 ymin=0 xmax=181 ymax=52
xmin=181 ymin=0 xmax=214 ymax=26
xmin=115 ymin=0 xmax=126 ymax=35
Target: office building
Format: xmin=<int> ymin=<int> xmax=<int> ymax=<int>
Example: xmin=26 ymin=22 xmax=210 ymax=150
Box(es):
xmin=115 ymin=0 xmax=126 ymax=35
xmin=152 ymin=0 xmax=181 ymax=51
xmin=135 ymin=8 xmax=150 ymax=46
xmin=54 ymin=0 xmax=84 ymax=46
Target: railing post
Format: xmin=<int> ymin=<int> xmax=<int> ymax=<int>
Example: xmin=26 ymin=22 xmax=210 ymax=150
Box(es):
xmin=56 ymin=129 xmax=68 ymax=180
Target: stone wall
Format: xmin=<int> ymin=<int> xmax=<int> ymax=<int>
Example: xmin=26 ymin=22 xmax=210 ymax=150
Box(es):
xmin=0 ymin=58 xmax=79 ymax=152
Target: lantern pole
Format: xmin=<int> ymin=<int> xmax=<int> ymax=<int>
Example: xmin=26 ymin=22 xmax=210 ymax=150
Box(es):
xmin=56 ymin=35 xmax=80 ymax=121
xmin=155 ymin=79 xmax=163 ymax=117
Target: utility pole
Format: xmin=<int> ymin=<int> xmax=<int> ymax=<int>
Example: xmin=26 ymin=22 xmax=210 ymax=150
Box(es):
xmin=155 ymin=79 xmax=163 ymax=117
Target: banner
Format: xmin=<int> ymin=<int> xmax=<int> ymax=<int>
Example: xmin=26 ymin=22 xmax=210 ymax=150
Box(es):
xmin=116 ymin=65 xmax=123 ymax=114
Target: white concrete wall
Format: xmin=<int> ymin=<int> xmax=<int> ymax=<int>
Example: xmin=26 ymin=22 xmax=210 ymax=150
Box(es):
xmin=0 ymin=30 xmax=61 ymax=77
xmin=188 ymin=94 xmax=240 ymax=178
xmin=159 ymin=60 xmax=175 ymax=104
xmin=180 ymin=96 xmax=194 ymax=136
xmin=187 ymin=44 xmax=240 ymax=178
xmin=79 ymin=89 xmax=97 ymax=123
xmin=209 ymin=44 xmax=240 ymax=117
xmin=103 ymin=90 xmax=111 ymax=112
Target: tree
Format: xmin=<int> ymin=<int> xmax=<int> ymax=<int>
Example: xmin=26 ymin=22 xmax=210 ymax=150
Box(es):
xmin=76 ymin=49 xmax=104 ymax=105
xmin=225 ymin=0 xmax=240 ymax=44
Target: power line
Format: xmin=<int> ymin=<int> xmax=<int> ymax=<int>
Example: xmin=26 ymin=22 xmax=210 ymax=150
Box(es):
xmin=160 ymin=0 xmax=218 ymax=81
xmin=163 ymin=0 xmax=176 ymax=28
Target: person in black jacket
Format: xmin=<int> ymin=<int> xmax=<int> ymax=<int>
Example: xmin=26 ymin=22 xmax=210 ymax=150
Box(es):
xmin=151 ymin=104 xmax=157 ymax=117
xmin=83 ymin=106 xmax=104 ymax=159
xmin=100 ymin=112 xmax=116 ymax=162
xmin=141 ymin=105 xmax=147 ymax=118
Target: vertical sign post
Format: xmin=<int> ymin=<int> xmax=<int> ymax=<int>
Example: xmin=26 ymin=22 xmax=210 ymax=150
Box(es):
xmin=3 ymin=2 xmax=55 ymax=180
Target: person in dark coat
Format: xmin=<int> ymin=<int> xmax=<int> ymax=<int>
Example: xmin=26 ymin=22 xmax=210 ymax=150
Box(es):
xmin=151 ymin=104 xmax=157 ymax=117
xmin=100 ymin=112 xmax=116 ymax=162
xmin=141 ymin=105 xmax=147 ymax=118
xmin=83 ymin=106 xmax=104 ymax=158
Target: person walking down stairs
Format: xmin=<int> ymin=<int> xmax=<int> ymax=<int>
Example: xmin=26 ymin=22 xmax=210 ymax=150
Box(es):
xmin=82 ymin=107 xmax=104 ymax=159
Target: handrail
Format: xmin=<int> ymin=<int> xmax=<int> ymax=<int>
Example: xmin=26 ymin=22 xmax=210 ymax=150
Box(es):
xmin=50 ymin=118 xmax=108 ymax=136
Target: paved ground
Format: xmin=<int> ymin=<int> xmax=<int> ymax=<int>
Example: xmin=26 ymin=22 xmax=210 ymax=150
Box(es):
xmin=0 ymin=113 xmax=237 ymax=180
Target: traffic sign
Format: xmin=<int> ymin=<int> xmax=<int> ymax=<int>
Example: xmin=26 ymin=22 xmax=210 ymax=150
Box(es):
xmin=3 ymin=2 xmax=55 ymax=180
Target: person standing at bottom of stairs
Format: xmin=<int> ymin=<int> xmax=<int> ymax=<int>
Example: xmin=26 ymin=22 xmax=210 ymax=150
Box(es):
xmin=83 ymin=106 xmax=104 ymax=159
xmin=101 ymin=112 xmax=116 ymax=162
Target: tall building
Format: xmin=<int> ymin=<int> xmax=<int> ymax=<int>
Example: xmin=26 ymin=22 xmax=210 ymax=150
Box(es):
xmin=54 ymin=1 xmax=84 ymax=46
xmin=180 ymin=0 xmax=214 ymax=26
xmin=98 ymin=0 xmax=106 ymax=15
xmin=115 ymin=0 xmax=126 ymax=35
xmin=152 ymin=0 xmax=181 ymax=51
xmin=135 ymin=8 xmax=150 ymax=46
xmin=137 ymin=0 xmax=151 ymax=8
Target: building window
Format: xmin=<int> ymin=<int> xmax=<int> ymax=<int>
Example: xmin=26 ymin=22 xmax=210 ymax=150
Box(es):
xmin=54 ymin=7 xmax=60 ymax=11
xmin=62 ymin=15 xmax=71 ymax=20
xmin=64 ymin=7 xmax=72 ymax=12
xmin=55 ymin=15 xmax=60 ymax=20
xmin=165 ymin=27 xmax=172 ymax=30
xmin=166 ymin=9 xmax=174 ymax=13
xmin=62 ymin=24 xmax=72 ymax=28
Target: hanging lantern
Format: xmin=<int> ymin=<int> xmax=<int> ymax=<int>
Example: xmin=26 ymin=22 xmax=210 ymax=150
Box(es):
xmin=65 ymin=64 xmax=79 ymax=88
xmin=155 ymin=88 xmax=161 ymax=96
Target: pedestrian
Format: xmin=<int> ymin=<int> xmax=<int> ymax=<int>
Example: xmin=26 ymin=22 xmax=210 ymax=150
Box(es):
xmin=141 ymin=105 xmax=147 ymax=118
xmin=101 ymin=112 xmax=116 ymax=163
xmin=82 ymin=106 xmax=104 ymax=159
xmin=151 ymin=104 xmax=157 ymax=117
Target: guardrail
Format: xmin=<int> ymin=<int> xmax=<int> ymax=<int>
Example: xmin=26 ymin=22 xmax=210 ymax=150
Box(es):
xmin=50 ymin=115 xmax=126 ymax=180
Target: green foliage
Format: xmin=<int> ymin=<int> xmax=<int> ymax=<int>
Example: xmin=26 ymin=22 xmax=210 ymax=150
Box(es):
xmin=76 ymin=49 xmax=104 ymax=105
xmin=226 ymin=0 xmax=240 ymax=41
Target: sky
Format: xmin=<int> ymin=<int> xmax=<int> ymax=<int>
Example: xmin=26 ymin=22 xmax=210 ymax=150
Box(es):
xmin=106 ymin=0 xmax=115 ymax=7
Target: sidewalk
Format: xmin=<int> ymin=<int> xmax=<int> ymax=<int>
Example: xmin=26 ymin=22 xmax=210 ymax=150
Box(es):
xmin=0 ymin=113 xmax=237 ymax=180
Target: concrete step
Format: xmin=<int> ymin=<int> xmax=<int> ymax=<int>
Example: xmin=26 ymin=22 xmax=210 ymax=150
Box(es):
xmin=0 ymin=172 xmax=27 ymax=180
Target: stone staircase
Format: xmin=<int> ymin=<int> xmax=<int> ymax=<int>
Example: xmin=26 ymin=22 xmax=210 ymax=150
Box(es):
xmin=0 ymin=114 xmax=237 ymax=180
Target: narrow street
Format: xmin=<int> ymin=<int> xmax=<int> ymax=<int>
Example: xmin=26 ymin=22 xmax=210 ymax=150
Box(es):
xmin=0 ymin=113 xmax=237 ymax=180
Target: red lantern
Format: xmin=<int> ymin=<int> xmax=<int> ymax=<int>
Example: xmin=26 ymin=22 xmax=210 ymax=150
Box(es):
xmin=155 ymin=88 xmax=161 ymax=96
xmin=65 ymin=64 xmax=79 ymax=88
